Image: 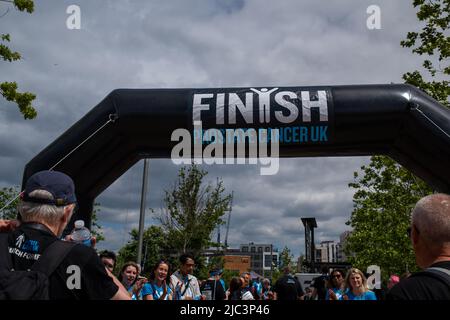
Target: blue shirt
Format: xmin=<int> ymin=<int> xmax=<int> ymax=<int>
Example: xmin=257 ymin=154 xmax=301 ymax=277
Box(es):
xmin=219 ymin=279 xmax=226 ymax=291
xmin=127 ymin=285 xmax=142 ymax=300
xmin=170 ymin=272 xmax=202 ymax=300
xmin=344 ymin=289 xmax=377 ymax=300
xmin=252 ymin=282 xmax=262 ymax=296
xmin=326 ymin=287 xmax=345 ymax=300
xmin=142 ymin=282 xmax=172 ymax=300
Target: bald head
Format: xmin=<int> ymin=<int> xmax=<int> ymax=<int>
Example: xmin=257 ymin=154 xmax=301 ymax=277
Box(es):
xmin=412 ymin=193 xmax=450 ymax=247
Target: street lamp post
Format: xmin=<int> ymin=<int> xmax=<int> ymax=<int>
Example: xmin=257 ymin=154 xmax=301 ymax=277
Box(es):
xmin=137 ymin=159 xmax=149 ymax=268
xmin=270 ymin=244 xmax=273 ymax=281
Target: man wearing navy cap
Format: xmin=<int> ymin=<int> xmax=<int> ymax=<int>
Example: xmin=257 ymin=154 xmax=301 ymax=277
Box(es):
xmin=200 ymin=268 xmax=226 ymax=300
xmin=0 ymin=170 xmax=130 ymax=300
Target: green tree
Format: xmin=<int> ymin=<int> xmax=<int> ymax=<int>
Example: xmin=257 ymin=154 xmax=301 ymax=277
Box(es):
xmin=90 ymin=202 xmax=105 ymax=243
xmin=1 ymin=0 xmax=37 ymax=119
xmin=0 ymin=186 xmax=20 ymax=219
xmin=401 ymin=0 xmax=450 ymax=106
xmin=270 ymin=268 xmax=282 ymax=284
xmin=155 ymin=165 xmax=232 ymax=257
xmin=345 ymin=0 xmax=449 ymax=282
xmin=279 ymin=246 xmax=293 ymax=269
xmin=116 ymin=226 xmax=167 ymax=278
xmin=209 ymin=254 xmax=225 ymax=268
xmin=346 ymin=156 xmax=432 ymax=280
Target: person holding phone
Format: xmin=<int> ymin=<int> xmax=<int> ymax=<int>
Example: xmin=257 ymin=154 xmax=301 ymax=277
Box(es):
xmin=118 ymin=261 xmax=147 ymax=300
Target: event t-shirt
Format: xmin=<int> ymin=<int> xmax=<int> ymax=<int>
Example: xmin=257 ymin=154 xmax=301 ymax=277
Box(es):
xmin=386 ymin=261 xmax=450 ymax=300
xmin=219 ymin=278 xmax=226 ymax=291
xmin=325 ymin=287 xmax=345 ymax=300
xmin=142 ymin=281 xmax=172 ymax=300
xmin=344 ymin=289 xmax=377 ymax=300
xmin=5 ymin=223 xmax=118 ymax=300
xmin=170 ymin=271 xmax=202 ymax=300
xmin=127 ymin=284 xmax=143 ymax=300
xmin=273 ymin=274 xmax=304 ymax=300
xmin=252 ymin=281 xmax=262 ymax=297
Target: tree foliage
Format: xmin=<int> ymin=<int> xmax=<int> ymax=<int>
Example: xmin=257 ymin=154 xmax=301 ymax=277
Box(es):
xmin=0 ymin=186 xmax=20 ymax=220
xmin=90 ymin=202 xmax=105 ymax=243
xmin=401 ymin=0 xmax=450 ymax=106
xmin=116 ymin=165 xmax=232 ymax=279
xmin=279 ymin=246 xmax=293 ymax=269
xmin=345 ymin=0 xmax=449 ymax=282
xmin=116 ymin=226 xmax=168 ymax=278
xmin=155 ymin=165 xmax=232 ymax=257
xmin=345 ymin=156 xmax=432 ymax=279
xmin=0 ymin=0 xmax=37 ymax=119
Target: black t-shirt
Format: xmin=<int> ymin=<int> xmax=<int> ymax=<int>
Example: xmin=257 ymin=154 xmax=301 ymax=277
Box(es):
xmin=386 ymin=261 xmax=450 ymax=300
xmin=6 ymin=223 xmax=118 ymax=300
xmin=273 ymin=274 xmax=304 ymax=300
xmin=312 ymin=274 xmax=328 ymax=300
xmin=201 ymin=278 xmax=226 ymax=300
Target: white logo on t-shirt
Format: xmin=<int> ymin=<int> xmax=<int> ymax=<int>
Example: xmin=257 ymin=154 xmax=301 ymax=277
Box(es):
xmin=15 ymin=234 xmax=25 ymax=248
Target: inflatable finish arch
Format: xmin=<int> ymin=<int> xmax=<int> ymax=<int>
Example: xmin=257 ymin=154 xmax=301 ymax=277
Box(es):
xmin=22 ymin=84 xmax=450 ymax=227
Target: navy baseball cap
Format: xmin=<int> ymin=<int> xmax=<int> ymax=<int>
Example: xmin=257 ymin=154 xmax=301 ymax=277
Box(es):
xmin=21 ymin=170 xmax=77 ymax=206
xmin=210 ymin=269 xmax=223 ymax=276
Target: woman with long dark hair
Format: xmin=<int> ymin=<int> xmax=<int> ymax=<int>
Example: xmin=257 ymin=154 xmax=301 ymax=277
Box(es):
xmin=326 ymin=269 xmax=345 ymax=300
xmin=143 ymin=260 xmax=172 ymax=300
xmin=226 ymin=277 xmax=243 ymax=300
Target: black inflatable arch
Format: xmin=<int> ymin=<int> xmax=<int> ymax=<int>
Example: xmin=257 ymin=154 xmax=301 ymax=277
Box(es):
xmin=22 ymin=84 xmax=450 ymax=227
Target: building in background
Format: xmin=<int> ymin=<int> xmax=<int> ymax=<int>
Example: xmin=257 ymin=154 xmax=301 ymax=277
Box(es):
xmin=239 ymin=242 xmax=279 ymax=277
xmin=315 ymin=240 xmax=338 ymax=263
xmin=313 ymin=231 xmax=353 ymax=264
xmin=224 ymin=254 xmax=251 ymax=274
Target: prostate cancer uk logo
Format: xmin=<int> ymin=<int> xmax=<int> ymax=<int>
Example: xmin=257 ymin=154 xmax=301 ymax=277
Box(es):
xmin=170 ymin=87 xmax=333 ymax=175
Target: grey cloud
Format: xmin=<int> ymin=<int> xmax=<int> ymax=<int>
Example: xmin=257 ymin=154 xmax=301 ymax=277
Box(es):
xmin=0 ymin=0 xmax=424 ymax=258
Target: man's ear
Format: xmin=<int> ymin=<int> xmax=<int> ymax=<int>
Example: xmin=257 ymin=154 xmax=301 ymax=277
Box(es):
xmin=61 ymin=204 xmax=75 ymax=225
xmin=411 ymin=224 xmax=420 ymax=246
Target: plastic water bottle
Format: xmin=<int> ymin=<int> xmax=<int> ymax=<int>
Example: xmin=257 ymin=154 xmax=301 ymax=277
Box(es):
xmin=70 ymin=220 xmax=92 ymax=247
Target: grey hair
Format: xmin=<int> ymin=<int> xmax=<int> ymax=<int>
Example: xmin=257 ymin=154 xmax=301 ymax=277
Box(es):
xmin=18 ymin=190 xmax=66 ymax=226
xmin=412 ymin=193 xmax=450 ymax=246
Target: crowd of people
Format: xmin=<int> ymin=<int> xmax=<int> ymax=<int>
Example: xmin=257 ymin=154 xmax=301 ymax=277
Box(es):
xmin=0 ymin=170 xmax=449 ymax=300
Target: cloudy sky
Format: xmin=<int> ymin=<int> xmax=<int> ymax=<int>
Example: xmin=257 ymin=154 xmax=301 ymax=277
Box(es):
xmin=0 ymin=0 xmax=425 ymax=258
